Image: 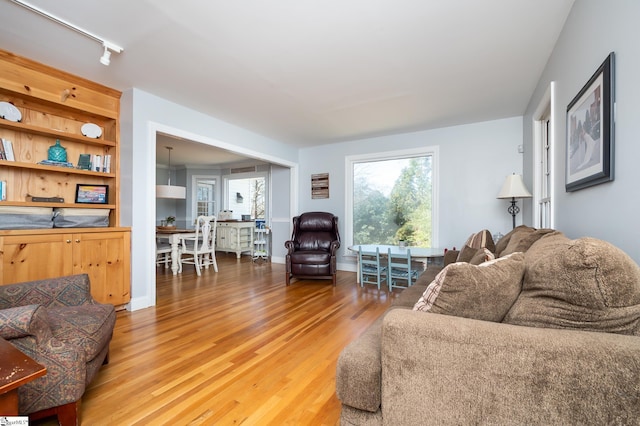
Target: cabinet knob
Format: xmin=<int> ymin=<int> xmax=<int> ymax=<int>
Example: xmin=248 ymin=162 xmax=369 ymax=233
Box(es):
xmin=66 ymin=239 xmax=72 ymax=243
xmin=75 ymin=239 xmax=81 ymax=243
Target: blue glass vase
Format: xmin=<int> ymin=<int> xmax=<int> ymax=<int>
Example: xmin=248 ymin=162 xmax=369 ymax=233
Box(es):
xmin=48 ymin=139 xmax=67 ymax=162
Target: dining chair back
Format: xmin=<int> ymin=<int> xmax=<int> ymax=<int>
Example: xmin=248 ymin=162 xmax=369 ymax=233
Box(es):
xmin=358 ymin=247 xmax=386 ymax=289
xmin=155 ymin=238 xmax=173 ymax=268
xmin=387 ymin=248 xmax=419 ymax=290
xmin=179 ymin=215 xmax=218 ymax=275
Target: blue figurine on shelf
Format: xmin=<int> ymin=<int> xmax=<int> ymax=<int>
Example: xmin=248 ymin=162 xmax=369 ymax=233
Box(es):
xmin=48 ymin=139 xmax=67 ymax=162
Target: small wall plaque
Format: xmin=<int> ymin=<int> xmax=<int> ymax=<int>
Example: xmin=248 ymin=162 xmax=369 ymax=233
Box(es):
xmin=311 ymin=173 xmax=329 ymax=199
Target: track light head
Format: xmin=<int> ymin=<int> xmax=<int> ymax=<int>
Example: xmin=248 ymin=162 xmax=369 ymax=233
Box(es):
xmin=99 ymin=45 xmax=111 ymax=66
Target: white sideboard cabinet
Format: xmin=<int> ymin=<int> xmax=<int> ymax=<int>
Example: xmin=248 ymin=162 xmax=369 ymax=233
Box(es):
xmin=216 ymin=220 xmax=254 ymax=258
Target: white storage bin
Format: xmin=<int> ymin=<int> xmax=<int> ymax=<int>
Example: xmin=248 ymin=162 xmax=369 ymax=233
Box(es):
xmin=0 ymin=206 xmax=54 ymax=229
xmin=53 ymin=208 xmax=110 ymax=228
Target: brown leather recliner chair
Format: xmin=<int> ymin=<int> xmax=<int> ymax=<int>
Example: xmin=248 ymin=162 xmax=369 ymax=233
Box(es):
xmin=285 ymin=212 xmax=341 ymax=286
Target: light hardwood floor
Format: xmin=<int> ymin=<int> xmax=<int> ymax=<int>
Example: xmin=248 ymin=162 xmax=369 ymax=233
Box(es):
xmin=73 ymin=254 xmax=396 ymax=425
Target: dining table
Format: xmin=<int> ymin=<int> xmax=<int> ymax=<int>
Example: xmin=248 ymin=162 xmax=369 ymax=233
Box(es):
xmin=156 ymin=228 xmax=196 ymax=275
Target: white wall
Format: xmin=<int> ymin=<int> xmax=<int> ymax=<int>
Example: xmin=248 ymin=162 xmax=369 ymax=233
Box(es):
xmin=298 ymin=116 xmax=524 ymax=269
xmin=121 ymin=88 xmax=299 ymax=311
xmin=270 ymin=164 xmax=293 ymax=262
xmin=523 ymin=0 xmax=640 ymax=264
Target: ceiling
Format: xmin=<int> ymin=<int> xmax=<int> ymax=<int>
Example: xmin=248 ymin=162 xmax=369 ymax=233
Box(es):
xmin=0 ymin=0 xmax=575 ymax=166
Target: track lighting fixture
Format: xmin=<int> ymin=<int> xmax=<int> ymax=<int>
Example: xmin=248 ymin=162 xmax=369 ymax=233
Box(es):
xmin=10 ymin=0 xmax=124 ymax=66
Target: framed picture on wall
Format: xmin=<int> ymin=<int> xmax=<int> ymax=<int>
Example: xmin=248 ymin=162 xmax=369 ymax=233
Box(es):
xmin=565 ymin=52 xmax=615 ymax=192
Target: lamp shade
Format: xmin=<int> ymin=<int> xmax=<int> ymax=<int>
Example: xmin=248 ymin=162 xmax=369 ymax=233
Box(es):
xmin=157 ymin=145 xmax=186 ymax=199
xmin=156 ymin=184 xmax=186 ymax=199
xmin=497 ymin=174 xmax=532 ymax=199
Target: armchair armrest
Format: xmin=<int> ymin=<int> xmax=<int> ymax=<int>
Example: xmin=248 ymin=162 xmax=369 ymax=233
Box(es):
xmin=0 ymin=274 xmax=97 ymax=310
xmin=381 ymin=310 xmax=640 ymax=425
xmin=0 ymin=305 xmax=53 ymax=342
xmin=284 ymin=240 xmax=295 ymax=254
xmin=330 ymin=240 xmax=341 ymax=255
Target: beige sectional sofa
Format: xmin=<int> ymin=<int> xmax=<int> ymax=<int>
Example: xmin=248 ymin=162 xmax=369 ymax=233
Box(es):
xmin=336 ymin=226 xmax=640 ymax=425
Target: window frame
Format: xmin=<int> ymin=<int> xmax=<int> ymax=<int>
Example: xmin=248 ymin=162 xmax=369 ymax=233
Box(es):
xmin=345 ymin=146 xmax=439 ymax=253
xmin=196 ymin=179 xmax=217 ymax=217
xmin=190 ymin=175 xmax=220 ymax=224
xmin=533 ymin=82 xmax=555 ymax=229
xmin=223 ymin=171 xmax=269 ymax=220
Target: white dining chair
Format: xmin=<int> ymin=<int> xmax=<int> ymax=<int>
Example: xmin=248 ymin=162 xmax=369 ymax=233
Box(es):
xmin=155 ymin=238 xmax=173 ymax=268
xmin=178 ymin=215 xmax=218 ymax=275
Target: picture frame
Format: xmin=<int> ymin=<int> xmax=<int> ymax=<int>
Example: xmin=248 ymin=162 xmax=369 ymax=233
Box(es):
xmin=565 ymin=52 xmax=615 ymax=192
xmin=75 ymin=184 xmax=109 ymax=204
xmin=311 ymin=173 xmax=329 ymax=199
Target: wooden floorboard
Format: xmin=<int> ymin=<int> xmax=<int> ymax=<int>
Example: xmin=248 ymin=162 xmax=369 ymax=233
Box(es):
xmin=70 ymin=253 xmax=397 ymax=425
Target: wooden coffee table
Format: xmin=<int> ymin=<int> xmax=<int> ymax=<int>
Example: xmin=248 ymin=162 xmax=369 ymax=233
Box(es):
xmin=0 ymin=338 xmax=47 ymax=415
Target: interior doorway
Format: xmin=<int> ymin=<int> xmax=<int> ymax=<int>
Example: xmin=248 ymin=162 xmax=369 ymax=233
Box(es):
xmin=148 ymin=123 xmax=298 ymax=309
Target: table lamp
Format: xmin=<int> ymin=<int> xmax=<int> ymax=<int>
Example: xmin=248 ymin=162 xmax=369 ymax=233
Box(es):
xmin=497 ymin=173 xmax=532 ymax=229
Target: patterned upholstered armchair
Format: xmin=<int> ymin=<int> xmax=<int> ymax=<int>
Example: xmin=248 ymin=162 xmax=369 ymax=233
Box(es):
xmin=0 ymin=274 xmax=116 ymax=425
xmin=285 ymin=212 xmax=341 ymax=286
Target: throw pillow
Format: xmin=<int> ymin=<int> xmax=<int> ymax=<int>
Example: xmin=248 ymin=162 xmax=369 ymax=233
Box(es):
xmin=504 ymin=237 xmax=640 ymax=336
xmin=499 ymin=228 xmax=555 ymax=257
xmin=455 ymin=245 xmax=478 ymax=263
xmin=494 ymin=225 xmax=534 ymax=257
xmin=469 ymin=248 xmax=495 ymax=265
xmin=413 ymin=252 xmax=525 ymax=322
xmin=456 ymin=229 xmax=496 ymax=262
xmin=464 ymin=229 xmax=496 ymax=253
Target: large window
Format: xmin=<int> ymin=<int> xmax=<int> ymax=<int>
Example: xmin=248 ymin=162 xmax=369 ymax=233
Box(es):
xmin=225 ymin=174 xmax=267 ymax=219
xmin=346 ymin=147 xmax=438 ymax=248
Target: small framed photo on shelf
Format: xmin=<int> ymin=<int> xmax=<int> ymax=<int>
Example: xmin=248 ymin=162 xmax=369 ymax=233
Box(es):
xmin=77 ymin=154 xmax=92 ymax=170
xmin=75 ymin=184 xmax=109 ymax=204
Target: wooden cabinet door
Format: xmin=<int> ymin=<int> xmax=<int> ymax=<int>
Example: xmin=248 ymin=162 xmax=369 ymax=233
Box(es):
xmin=0 ymin=234 xmax=73 ymax=285
xmin=227 ymin=227 xmax=239 ymax=249
xmin=72 ymin=230 xmax=130 ymax=306
xmin=216 ymin=225 xmax=232 ymax=250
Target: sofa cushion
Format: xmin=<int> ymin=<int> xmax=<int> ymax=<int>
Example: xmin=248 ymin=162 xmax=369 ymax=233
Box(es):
xmin=494 ymin=225 xmax=534 ymax=257
xmin=47 ymin=303 xmax=116 ymax=361
xmin=413 ymin=252 xmax=525 ymax=322
xmin=499 ymin=228 xmax=555 ymax=257
xmin=392 ymin=281 xmax=430 ymax=308
xmin=504 ymin=237 xmax=640 ymax=336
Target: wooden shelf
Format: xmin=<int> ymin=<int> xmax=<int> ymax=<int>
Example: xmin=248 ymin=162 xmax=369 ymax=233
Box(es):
xmin=0 ymin=118 xmax=116 ymax=147
xmin=0 ymin=160 xmax=115 ymax=177
xmin=0 ymin=201 xmax=115 ymax=209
